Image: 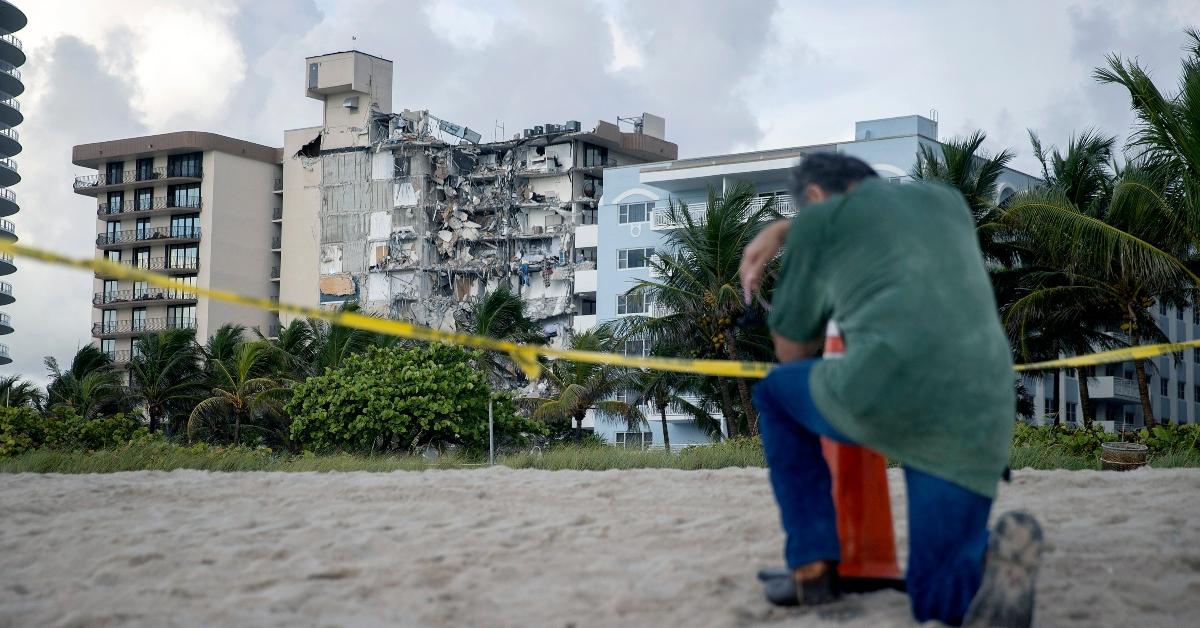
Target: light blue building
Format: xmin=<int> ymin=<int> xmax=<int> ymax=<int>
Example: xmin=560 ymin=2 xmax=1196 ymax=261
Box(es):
xmin=575 ymin=115 xmax=1041 ymax=446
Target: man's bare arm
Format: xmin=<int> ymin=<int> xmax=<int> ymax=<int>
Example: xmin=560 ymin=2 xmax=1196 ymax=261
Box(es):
xmin=773 ymin=333 xmax=823 ymax=363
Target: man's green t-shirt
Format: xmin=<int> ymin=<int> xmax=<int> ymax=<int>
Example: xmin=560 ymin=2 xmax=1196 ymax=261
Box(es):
xmin=768 ymin=178 xmax=1014 ymax=498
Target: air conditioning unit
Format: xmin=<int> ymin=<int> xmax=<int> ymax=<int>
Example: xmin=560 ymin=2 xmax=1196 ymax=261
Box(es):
xmin=564 ymin=120 xmax=581 ymax=132
xmin=343 ymin=96 xmax=360 ymax=110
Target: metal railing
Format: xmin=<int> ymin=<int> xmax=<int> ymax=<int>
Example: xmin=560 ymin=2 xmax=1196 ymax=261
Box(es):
xmin=74 ymin=165 xmax=202 ymax=189
xmin=99 ymin=257 xmax=199 ymax=273
xmin=273 ymin=178 xmax=283 ymax=191
xmin=96 ymin=226 xmax=201 ymax=246
xmin=0 ymin=126 xmax=16 ymax=142
xmin=0 ymin=157 xmax=17 ymax=172
xmin=270 ymin=266 xmax=280 ymax=279
xmin=0 ymin=97 xmax=18 ymax=112
xmin=103 ymin=349 xmax=132 ymax=364
xmin=0 ymin=343 xmax=8 ymax=360
xmin=93 ymin=287 xmax=198 ymax=305
xmin=0 ymin=218 xmax=12 ymax=234
xmin=0 ymin=251 xmax=12 ymax=264
xmin=0 ymin=187 xmax=13 ymax=203
xmin=271 ymin=236 xmax=281 ymax=249
xmin=0 ymin=281 xmax=10 ymax=296
xmin=97 ymin=196 xmax=202 ymax=216
xmin=0 ymin=312 xmax=10 ymax=327
xmin=272 ymin=207 xmax=282 ymax=220
xmin=93 ymin=317 xmax=197 ymax=336
xmin=0 ymin=33 xmax=22 ymax=52
xmin=651 ymin=194 xmax=795 ymax=229
xmin=0 ymin=60 xmax=19 ymax=80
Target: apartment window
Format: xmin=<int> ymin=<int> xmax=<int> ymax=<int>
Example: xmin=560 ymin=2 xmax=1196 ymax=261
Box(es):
xmin=102 ymin=279 xmax=117 ymax=303
xmin=136 ymin=158 xmax=154 ymax=181
xmin=617 ymin=292 xmax=651 ymax=315
xmin=100 ymin=338 xmax=116 ymax=358
xmin=105 ymin=161 xmax=124 ymax=185
xmin=168 ymin=183 xmax=200 ymax=208
xmin=579 ymin=297 xmax=596 ymax=315
xmin=170 ymin=214 xmax=199 ymax=238
xmin=106 ymin=191 xmax=124 ymax=215
xmin=583 ymin=144 xmax=608 ymax=167
xmin=135 ymin=218 xmax=151 ymax=240
xmin=624 ymin=338 xmax=651 ymax=357
xmin=131 ymin=307 xmax=147 ymax=333
xmin=168 ymin=244 xmax=199 ymax=270
xmin=1180 ymin=382 xmax=1187 ymax=399
xmin=1194 ymin=348 xmax=1199 ymax=364
xmin=1104 ymin=364 xmax=1116 ymax=376
xmin=132 ymin=280 xmax=148 ymax=300
xmin=167 ymin=275 xmax=197 ymax=300
xmin=104 ymin=250 xmax=121 ymax=264
xmin=167 ymin=305 xmax=196 ymax=329
xmin=614 ymin=431 xmax=652 ymax=449
xmin=1194 ymin=384 xmax=1199 ymax=401
xmin=101 ymin=309 xmax=117 ymax=334
xmin=167 ymin=152 xmax=202 ymax=178
xmin=1161 ymin=377 xmax=1170 ymax=396
xmin=618 ymin=202 xmax=650 ymax=224
xmin=579 ymin=208 xmax=598 ymax=225
xmin=617 ymin=247 xmax=656 ymax=270
xmin=576 ymin=247 xmax=597 ymax=263
xmin=105 ymin=221 xmax=120 ymax=244
xmin=134 ymin=248 xmax=151 ymax=269
xmin=132 ymin=339 xmax=144 ymax=360
xmin=135 ymin=188 xmax=153 ymax=211
xmin=1066 ymin=402 xmax=1077 ymax=424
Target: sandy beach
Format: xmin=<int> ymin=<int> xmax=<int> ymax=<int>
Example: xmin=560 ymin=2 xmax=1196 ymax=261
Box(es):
xmin=1 ymin=467 xmax=1197 ymax=627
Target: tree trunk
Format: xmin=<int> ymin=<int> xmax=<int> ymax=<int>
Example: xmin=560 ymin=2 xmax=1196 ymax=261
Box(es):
xmin=574 ymin=412 xmax=584 ymax=441
xmin=659 ymin=403 xmax=671 ymax=453
xmin=717 ymin=377 xmax=738 ymax=439
xmin=234 ymin=411 xmax=242 ymax=444
xmin=148 ymin=409 xmax=160 ymax=433
xmin=724 ymin=340 xmax=759 ymax=436
xmin=1133 ymin=359 xmax=1156 ymax=429
xmin=1076 ymin=367 xmax=1094 ymax=428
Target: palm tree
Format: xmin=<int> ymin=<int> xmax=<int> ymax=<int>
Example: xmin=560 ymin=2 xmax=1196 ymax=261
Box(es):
xmin=43 ymin=346 xmax=128 ymax=419
xmin=309 ymin=303 xmax=390 ymax=374
xmin=522 ymin=329 xmax=642 ymax=439
xmin=1004 ymin=166 xmax=1196 ymax=428
xmin=188 ymin=341 xmax=288 ymax=444
xmin=628 ymin=365 xmax=717 ymax=452
xmin=456 ymin=286 xmax=548 ymax=386
xmin=0 ymin=375 xmax=43 ymax=409
xmin=203 ymin=324 xmax=246 ymax=368
xmin=622 ymin=181 xmax=778 ymax=437
xmin=911 ymin=130 xmax=1018 ymax=267
xmin=127 ymin=329 xmax=205 ymax=435
xmin=255 ymin=318 xmax=319 ymax=382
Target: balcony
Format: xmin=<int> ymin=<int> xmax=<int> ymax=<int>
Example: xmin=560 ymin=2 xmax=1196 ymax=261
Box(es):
xmin=273 ymin=178 xmax=283 ymax=193
xmin=0 ymin=59 xmax=21 ymax=98
xmin=0 ymin=97 xmax=19 ymax=128
xmin=0 ymin=32 xmax=24 ymax=67
xmin=73 ymin=166 xmax=202 ymax=196
xmin=95 ymin=257 xmax=199 ymax=278
xmin=271 ymin=236 xmax=281 ymax=251
xmin=0 ymin=155 xmax=17 ymax=188
xmin=0 ymin=280 xmax=12 ymax=306
xmin=0 ymin=311 xmax=11 ymax=335
xmin=0 ymin=126 xmax=18 ymax=159
xmin=97 ymin=196 xmax=202 ymax=218
xmin=0 ymin=342 xmax=9 ymax=365
xmin=272 ymin=206 xmax=282 ymax=221
xmin=575 ymin=223 xmax=598 ymax=248
xmin=1087 ymin=376 xmax=1142 ymax=404
xmin=0 ymin=217 xmax=13 ymax=241
xmin=270 ymin=266 xmax=280 ymax=281
xmin=574 ymin=268 xmax=596 ymax=293
xmin=96 ymin=226 xmax=201 ymax=249
xmin=93 ymin=287 xmax=198 ymax=308
xmin=92 ymin=316 xmax=198 ymax=338
xmin=0 ymin=251 xmax=13 ymax=276
xmin=0 ymin=186 xmax=15 ymax=217
xmin=573 ymin=314 xmax=597 ymax=331
xmin=103 ymin=349 xmax=132 ymax=366
xmin=651 ymin=194 xmax=795 ymax=230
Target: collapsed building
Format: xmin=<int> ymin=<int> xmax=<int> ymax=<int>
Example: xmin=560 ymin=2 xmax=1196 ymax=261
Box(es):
xmin=277 ymin=51 xmax=677 ymax=344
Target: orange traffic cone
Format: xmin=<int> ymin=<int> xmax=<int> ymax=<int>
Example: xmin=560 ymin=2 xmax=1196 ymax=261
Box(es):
xmin=820 ymin=322 xmax=902 ymax=581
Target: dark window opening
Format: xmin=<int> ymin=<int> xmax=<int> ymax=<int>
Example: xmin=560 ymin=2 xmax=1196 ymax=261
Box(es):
xmin=583 ymin=144 xmax=608 ymax=167
xmin=136 ymin=158 xmax=155 ymax=181
xmin=167 ymin=152 xmax=202 ymax=178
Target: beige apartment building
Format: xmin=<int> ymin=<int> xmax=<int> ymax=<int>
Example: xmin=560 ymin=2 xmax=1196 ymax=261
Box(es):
xmin=72 ymin=132 xmax=282 ymax=364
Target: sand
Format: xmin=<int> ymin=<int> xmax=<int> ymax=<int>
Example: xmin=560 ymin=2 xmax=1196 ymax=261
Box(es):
xmin=1 ymin=467 xmax=1198 ymax=628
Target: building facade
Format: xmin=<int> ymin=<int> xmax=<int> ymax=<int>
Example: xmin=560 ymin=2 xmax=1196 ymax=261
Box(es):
xmin=0 ymin=0 xmax=25 ymax=367
xmin=72 ymin=132 xmax=282 ymax=366
xmin=586 ymin=115 xmax=1040 ymax=446
xmin=278 ymin=51 xmax=676 ymax=345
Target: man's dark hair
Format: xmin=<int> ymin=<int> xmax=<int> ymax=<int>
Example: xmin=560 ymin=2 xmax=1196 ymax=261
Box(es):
xmin=789 ymin=153 xmax=878 ymax=205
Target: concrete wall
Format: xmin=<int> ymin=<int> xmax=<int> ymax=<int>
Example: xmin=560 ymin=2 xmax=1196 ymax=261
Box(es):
xmin=279 ymin=126 xmax=323 ymax=324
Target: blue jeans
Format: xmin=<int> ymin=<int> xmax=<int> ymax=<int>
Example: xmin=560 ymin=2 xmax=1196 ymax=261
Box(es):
xmin=753 ymin=359 xmax=993 ymax=626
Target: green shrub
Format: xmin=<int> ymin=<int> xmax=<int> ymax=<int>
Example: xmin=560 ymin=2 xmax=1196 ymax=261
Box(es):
xmin=1139 ymin=424 xmax=1200 ymax=456
xmin=0 ymin=407 xmax=44 ymax=457
xmin=1 ymin=407 xmax=147 ymax=457
xmin=287 ymin=344 xmax=544 ymax=454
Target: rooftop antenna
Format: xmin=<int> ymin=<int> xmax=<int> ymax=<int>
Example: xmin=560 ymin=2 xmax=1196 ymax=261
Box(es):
xmin=495 ymin=119 xmax=504 ymax=142
xmin=617 ymin=115 xmax=644 ymax=134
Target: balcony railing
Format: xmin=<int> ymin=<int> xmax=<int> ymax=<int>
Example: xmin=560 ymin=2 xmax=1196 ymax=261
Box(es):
xmin=0 ymin=343 xmax=8 ymax=360
xmin=0 ymin=252 xmax=12 ymax=264
xmin=93 ymin=317 xmax=198 ymax=336
xmin=99 ymin=257 xmax=199 ymax=274
xmin=0 ymin=157 xmax=17 ymax=172
xmin=74 ymin=166 xmax=202 ymax=189
xmin=103 ymin=349 xmax=132 ymax=364
xmin=270 ymin=266 xmax=280 ymax=279
xmin=0 ymin=218 xmax=13 ymax=234
xmin=0 ymin=312 xmax=10 ymax=327
xmin=0 ymin=33 xmax=22 ymax=52
xmin=96 ymin=226 xmax=201 ymax=246
xmin=0 ymin=281 xmax=10 ymax=296
xmin=0 ymin=127 xmax=16 ymax=142
xmin=273 ymin=178 xmax=283 ymax=191
xmin=97 ymin=196 xmax=202 ymax=216
xmin=0 ymin=98 xmax=18 ymax=112
xmin=0 ymin=60 xmax=19 ymax=80
xmin=93 ymin=287 xmax=197 ymax=306
xmin=0 ymin=187 xmax=13 ymax=203
xmin=272 ymin=207 xmax=282 ymax=220
xmin=651 ymin=194 xmax=795 ymax=229
xmin=271 ymin=236 xmax=281 ymax=249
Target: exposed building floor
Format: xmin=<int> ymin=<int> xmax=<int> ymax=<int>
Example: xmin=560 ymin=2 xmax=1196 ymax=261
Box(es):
xmin=1 ymin=467 xmax=1197 ymax=627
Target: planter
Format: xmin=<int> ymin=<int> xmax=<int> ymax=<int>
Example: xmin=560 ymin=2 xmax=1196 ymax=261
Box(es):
xmin=1100 ymin=441 xmax=1148 ymax=471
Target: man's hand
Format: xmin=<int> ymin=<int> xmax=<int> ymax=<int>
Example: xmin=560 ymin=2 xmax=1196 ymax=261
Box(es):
xmin=739 ymin=219 xmax=791 ymax=305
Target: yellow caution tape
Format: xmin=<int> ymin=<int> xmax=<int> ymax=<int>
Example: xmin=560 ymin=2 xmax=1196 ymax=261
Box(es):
xmin=0 ymin=239 xmax=1185 ymax=378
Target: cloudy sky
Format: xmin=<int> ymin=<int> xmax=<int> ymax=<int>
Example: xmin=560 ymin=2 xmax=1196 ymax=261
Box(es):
xmin=5 ymin=0 xmax=1198 ymax=384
